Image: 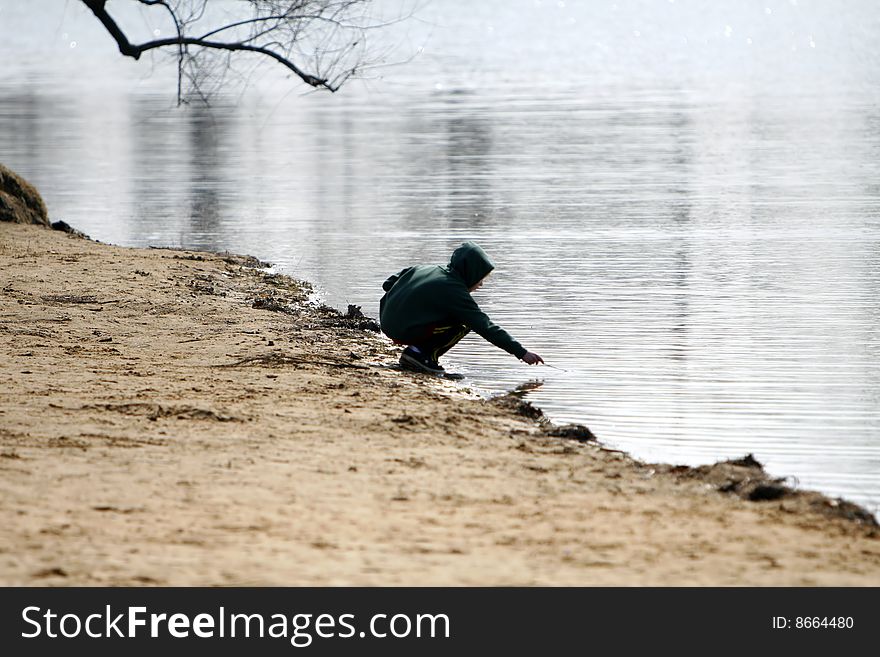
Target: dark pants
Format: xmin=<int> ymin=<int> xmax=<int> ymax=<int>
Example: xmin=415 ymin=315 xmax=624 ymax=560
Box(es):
xmin=413 ymin=324 xmax=471 ymax=363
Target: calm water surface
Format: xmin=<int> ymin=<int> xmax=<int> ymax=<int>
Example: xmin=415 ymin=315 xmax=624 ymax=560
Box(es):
xmin=2 ymin=0 xmax=879 ymax=511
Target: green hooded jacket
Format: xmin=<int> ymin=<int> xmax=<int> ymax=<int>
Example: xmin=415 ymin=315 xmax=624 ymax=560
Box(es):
xmin=379 ymin=242 xmax=527 ymax=359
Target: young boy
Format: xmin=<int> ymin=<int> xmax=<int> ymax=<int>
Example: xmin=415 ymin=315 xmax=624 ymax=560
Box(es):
xmin=379 ymin=241 xmax=544 ymax=375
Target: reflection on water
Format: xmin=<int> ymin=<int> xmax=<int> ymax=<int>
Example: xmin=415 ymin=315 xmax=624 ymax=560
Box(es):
xmin=2 ymin=0 xmax=880 ymax=512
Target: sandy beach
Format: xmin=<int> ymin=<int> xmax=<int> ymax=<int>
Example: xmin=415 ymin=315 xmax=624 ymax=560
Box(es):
xmin=1 ymin=222 xmax=878 ymax=586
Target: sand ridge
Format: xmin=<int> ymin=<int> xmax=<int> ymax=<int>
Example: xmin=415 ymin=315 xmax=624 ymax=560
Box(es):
xmin=1 ymin=223 xmax=878 ymax=586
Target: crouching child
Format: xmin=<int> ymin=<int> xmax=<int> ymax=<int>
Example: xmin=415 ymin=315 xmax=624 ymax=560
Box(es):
xmin=379 ymin=241 xmax=544 ymax=376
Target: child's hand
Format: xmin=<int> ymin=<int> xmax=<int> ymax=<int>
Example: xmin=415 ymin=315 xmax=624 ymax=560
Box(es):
xmin=521 ymin=351 xmax=544 ymax=365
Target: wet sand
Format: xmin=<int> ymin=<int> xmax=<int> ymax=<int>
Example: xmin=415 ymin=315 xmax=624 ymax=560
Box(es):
xmin=1 ymin=223 xmax=878 ymax=585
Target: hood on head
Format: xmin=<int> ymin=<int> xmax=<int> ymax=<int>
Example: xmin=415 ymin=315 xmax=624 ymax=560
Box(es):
xmin=449 ymin=241 xmax=494 ymax=288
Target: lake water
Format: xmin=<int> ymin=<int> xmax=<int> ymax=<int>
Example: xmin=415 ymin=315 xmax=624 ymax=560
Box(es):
xmin=2 ymin=0 xmax=879 ymax=512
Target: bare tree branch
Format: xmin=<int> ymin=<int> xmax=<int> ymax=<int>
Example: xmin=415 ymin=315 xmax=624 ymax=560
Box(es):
xmin=78 ymin=0 xmax=413 ymax=103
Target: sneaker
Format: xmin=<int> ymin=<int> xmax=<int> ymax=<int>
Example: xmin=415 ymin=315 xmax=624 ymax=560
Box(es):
xmin=399 ymin=346 xmax=445 ymax=375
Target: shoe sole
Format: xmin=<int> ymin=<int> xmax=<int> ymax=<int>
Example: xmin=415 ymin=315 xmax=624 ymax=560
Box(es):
xmin=399 ymin=352 xmax=445 ymax=376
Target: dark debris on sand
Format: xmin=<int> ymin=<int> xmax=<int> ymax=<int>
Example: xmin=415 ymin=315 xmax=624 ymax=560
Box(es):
xmin=318 ymin=304 xmax=380 ymax=332
xmin=250 ymin=274 xmax=380 ymax=332
xmin=545 ymin=424 xmax=597 ymax=443
xmin=50 ymin=220 xmax=90 ymax=239
xmin=490 ymin=392 xmax=544 ymax=420
xmin=661 ymin=453 xmax=878 ymax=529
xmin=490 ymin=383 xmax=595 ymax=442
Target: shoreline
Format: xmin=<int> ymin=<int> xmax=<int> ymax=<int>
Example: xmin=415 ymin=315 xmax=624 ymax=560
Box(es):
xmin=1 ymin=222 xmax=878 ymax=585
